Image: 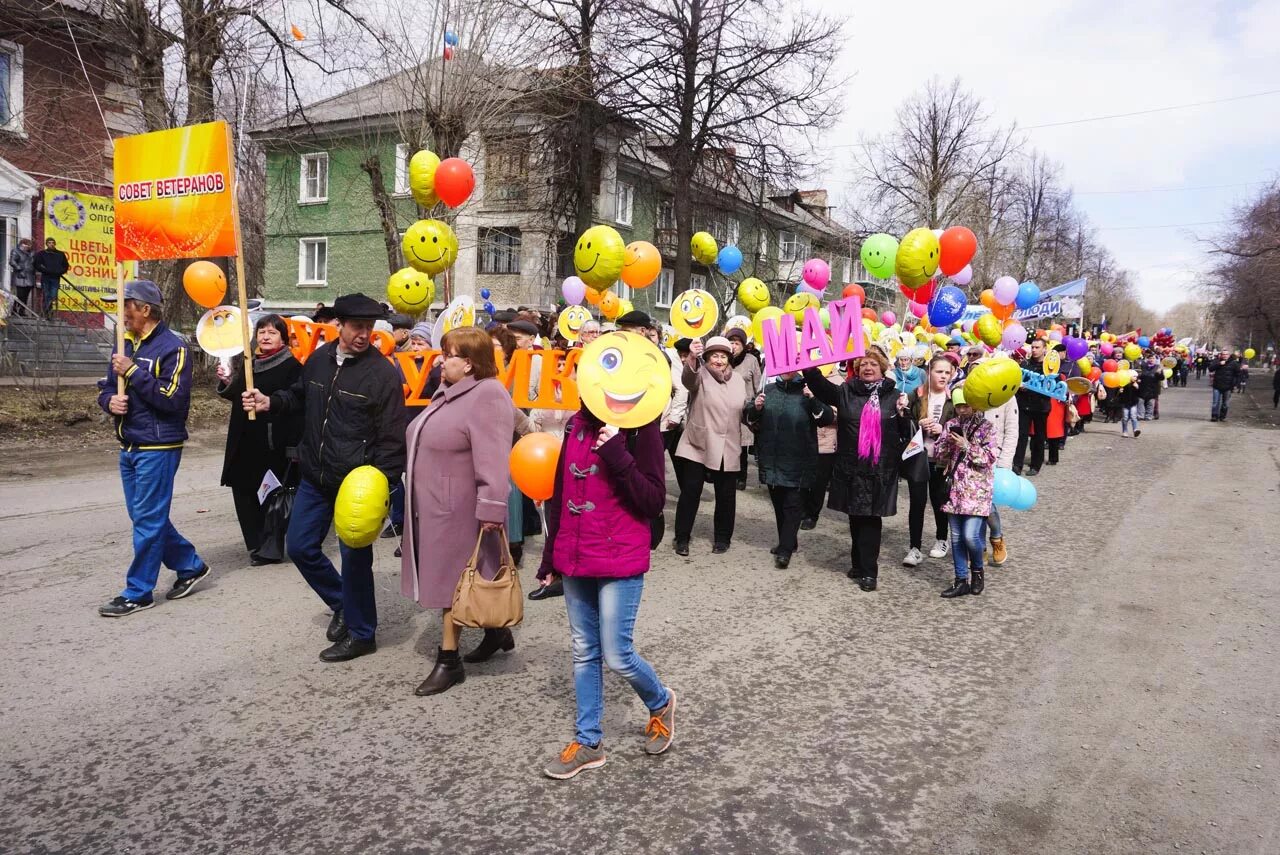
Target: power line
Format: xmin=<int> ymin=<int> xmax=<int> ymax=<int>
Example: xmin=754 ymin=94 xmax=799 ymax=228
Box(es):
xmin=1074 ymin=180 xmax=1273 ymax=196
xmin=1096 ymin=220 xmax=1229 ymax=231
xmin=1022 ymin=88 xmax=1280 ymax=130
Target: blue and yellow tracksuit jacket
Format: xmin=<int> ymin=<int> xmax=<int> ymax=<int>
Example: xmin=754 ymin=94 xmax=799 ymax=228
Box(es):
xmin=96 ymin=321 xmax=192 ymax=451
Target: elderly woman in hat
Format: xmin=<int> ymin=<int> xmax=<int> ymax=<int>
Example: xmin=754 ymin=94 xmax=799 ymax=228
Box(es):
xmin=673 ymin=335 xmax=747 ymax=555
xmin=803 ymin=346 xmax=914 ymax=591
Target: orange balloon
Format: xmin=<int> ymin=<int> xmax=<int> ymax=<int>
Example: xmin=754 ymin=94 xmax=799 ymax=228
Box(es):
xmin=979 ymin=288 xmax=998 ymax=311
xmin=621 ymin=241 xmax=662 ymax=289
xmin=584 ymin=287 xmax=603 ymax=306
xmin=842 ymin=283 xmax=865 ymax=301
xmin=183 ymin=260 xmax=227 ymax=309
xmin=510 ymin=432 xmax=562 ymax=501
xmin=599 ymin=289 xmax=621 ymax=319
xmin=990 ymin=301 xmax=1014 ymax=321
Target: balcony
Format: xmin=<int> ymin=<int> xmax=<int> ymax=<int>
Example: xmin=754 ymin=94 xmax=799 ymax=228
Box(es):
xmin=655 ymin=228 xmax=678 ymax=257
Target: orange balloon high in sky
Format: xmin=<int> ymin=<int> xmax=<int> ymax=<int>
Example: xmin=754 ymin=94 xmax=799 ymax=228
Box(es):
xmin=114 ymin=121 xmax=238 ymax=261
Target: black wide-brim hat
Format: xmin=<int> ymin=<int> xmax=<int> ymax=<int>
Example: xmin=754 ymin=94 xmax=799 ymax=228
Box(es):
xmin=332 ymin=293 xmax=387 ymax=320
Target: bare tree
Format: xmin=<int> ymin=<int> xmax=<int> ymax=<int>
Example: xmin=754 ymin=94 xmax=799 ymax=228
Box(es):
xmin=1211 ymin=182 xmax=1280 ymax=346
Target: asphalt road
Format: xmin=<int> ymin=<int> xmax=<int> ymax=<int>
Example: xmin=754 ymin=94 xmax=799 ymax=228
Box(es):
xmin=1 ymin=379 xmax=1277 ymax=855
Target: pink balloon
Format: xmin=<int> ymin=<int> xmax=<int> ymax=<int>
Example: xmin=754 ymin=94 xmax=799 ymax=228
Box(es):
xmin=951 ymin=264 xmax=973 ymax=286
xmin=880 ymin=310 xmax=896 ymax=326
xmin=908 ymin=300 xmax=927 ymax=319
xmin=798 ymin=283 xmax=824 ymax=299
xmin=962 ymin=319 xmax=976 ymax=333
xmin=1001 ymin=323 xmax=1028 ymax=350
xmin=1100 ymin=342 xmax=1114 ymax=356
xmin=562 ymin=276 xmax=587 ymax=305
xmin=802 ymin=258 xmax=831 ymax=289
xmin=992 ymin=275 xmax=1019 ymax=306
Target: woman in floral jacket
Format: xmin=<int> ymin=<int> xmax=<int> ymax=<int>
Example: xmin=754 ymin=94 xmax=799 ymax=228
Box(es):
xmin=933 ymin=388 xmax=998 ymax=599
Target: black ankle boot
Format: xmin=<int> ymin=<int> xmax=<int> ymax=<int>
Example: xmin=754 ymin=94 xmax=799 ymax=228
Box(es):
xmin=941 ymin=576 xmax=971 ymax=598
xmin=970 ymin=568 xmax=985 ymax=595
xmin=463 ymin=628 xmax=515 ymax=663
xmin=415 ymin=647 xmax=465 ymax=696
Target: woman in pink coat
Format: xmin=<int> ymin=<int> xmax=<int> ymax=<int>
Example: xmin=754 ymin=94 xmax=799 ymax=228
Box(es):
xmin=402 ymin=327 xmax=515 ymax=696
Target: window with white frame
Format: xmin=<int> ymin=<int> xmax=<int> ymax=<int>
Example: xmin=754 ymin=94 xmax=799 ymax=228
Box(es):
xmin=298 ymin=238 xmax=328 ymax=286
xmin=0 ymin=39 xmax=24 ymax=134
xmin=614 ymin=281 xmax=633 ymax=301
xmin=615 ymin=181 xmax=634 ymax=226
xmin=393 ymin=144 xmax=410 ymax=196
xmin=478 ymin=228 xmax=521 ymax=274
xmin=299 ymin=152 xmax=329 ymax=203
xmin=836 ymin=257 xmax=852 ymax=283
xmin=779 ymin=230 xmax=809 ymax=262
xmin=727 ymin=217 xmax=740 ymax=246
xmin=654 ymin=269 xmax=675 ymax=307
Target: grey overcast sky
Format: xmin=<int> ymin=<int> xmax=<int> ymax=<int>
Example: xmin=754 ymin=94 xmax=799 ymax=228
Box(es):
xmin=812 ymin=0 xmax=1280 ymax=313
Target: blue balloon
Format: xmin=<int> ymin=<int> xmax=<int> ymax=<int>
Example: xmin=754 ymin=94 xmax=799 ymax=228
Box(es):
xmin=993 ymin=468 xmax=1021 ymax=507
xmin=927 ymin=285 xmax=966 ymax=327
xmin=716 ymin=246 xmax=743 ymax=275
xmin=1137 ymin=336 xmax=1150 ymax=348
xmin=479 ymin=288 xmax=491 ymax=300
xmin=1014 ymin=282 xmax=1041 ymax=310
xmin=1011 ymin=476 xmax=1038 ymax=511
xmin=444 ymin=30 xmax=459 ymax=46
xmin=483 ymin=301 xmax=495 ymax=314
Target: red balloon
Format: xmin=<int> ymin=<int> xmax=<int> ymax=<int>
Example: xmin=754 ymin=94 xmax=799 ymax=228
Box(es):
xmin=841 ymin=283 xmax=865 ymax=302
xmin=898 ymin=281 xmax=917 ymax=300
xmin=938 ymin=226 xmax=977 ymax=276
xmin=914 ymin=278 xmax=936 ymax=303
xmin=1102 ymin=359 xmax=1118 ymax=373
xmin=860 ymin=307 xmax=878 ymax=321
xmin=433 ymin=157 xmax=475 ymax=208
xmin=1088 ymin=366 xmax=1102 ymax=381
xmin=443 ymin=46 xmax=454 ymax=60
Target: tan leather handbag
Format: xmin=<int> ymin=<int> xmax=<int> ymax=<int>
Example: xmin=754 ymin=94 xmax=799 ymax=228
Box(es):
xmin=450 ymin=527 xmax=524 ymax=628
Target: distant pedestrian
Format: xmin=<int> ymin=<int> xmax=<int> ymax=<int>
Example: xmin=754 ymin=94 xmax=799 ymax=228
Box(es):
xmin=33 ymin=237 xmax=69 ymax=318
xmin=1272 ymin=367 xmax=1280 ymax=408
xmin=95 ymin=280 xmax=210 ymax=617
xmin=7 ymin=237 xmax=35 ymax=317
xmin=1119 ymin=378 xmax=1141 ymax=438
xmin=1208 ymin=353 xmax=1239 ymax=422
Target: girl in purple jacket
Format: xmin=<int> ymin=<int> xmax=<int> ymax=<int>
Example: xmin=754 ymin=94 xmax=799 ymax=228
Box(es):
xmin=538 ymin=410 xmax=676 ymax=780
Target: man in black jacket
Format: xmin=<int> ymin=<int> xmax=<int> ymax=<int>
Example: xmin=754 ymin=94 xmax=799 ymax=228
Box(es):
xmin=32 ymin=237 xmax=69 ymax=318
xmin=1013 ymin=337 xmax=1050 ymax=476
xmin=1208 ymin=353 xmax=1239 ymax=422
xmin=243 ymin=293 xmax=406 ymax=661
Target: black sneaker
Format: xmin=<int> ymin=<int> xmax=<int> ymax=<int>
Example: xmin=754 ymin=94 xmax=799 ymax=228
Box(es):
xmin=1133 ymin=429 xmax=1141 ymax=438
xmin=165 ymin=564 xmax=210 ymax=600
xmin=98 ymin=596 xmax=155 ymax=617
xmin=799 ymin=518 xmax=818 ymax=531
xmin=674 ymin=540 xmax=689 ymax=557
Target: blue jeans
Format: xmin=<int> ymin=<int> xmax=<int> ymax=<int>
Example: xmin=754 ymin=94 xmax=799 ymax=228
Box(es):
xmin=1121 ymin=405 xmax=1140 ymax=435
xmin=119 ymin=449 xmax=203 ymax=601
xmin=41 ymin=279 xmax=60 ymax=316
xmin=563 ymin=574 xmax=670 ymax=747
xmin=987 ymin=505 xmax=1002 ymax=540
xmin=949 ymin=514 xmax=986 ymax=580
xmin=286 ymin=478 xmax=377 ymax=640
xmin=1212 ymin=388 xmax=1230 ymax=418
xmin=389 ymin=479 xmax=405 ymax=528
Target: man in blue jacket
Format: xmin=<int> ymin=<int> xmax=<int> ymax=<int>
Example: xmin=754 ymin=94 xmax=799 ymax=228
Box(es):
xmin=96 ymin=280 xmax=210 ymax=617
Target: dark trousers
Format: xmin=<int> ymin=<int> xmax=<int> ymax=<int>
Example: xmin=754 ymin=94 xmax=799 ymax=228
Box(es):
xmin=803 ymin=453 xmax=835 ymax=521
xmin=40 ymin=280 xmax=59 ymax=317
xmin=13 ymin=284 xmax=33 ymax=316
xmin=767 ymin=485 xmax=804 ymax=557
xmin=286 ymin=478 xmax=377 ymax=641
xmin=907 ymin=463 xmax=949 ymax=548
xmin=663 ymin=427 xmax=685 ymax=482
xmin=848 ymin=515 xmax=883 ymax=579
xmin=674 ymin=459 xmax=736 ymax=545
xmin=230 ymin=484 xmax=265 ymax=554
xmin=389 ymin=480 xmax=405 ymax=527
xmin=1273 ymin=388 xmax=1279 ymax=408
xmin=1013 ymin=409 xmax=1048 ymax=472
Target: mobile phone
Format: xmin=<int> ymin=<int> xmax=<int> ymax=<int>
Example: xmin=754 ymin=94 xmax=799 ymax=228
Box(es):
xmin=948 ymin=424 xmax=964 ymax=435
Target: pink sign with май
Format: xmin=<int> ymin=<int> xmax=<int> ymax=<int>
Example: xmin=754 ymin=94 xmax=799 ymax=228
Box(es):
xmin=761 ymin=296 xmax=865 ymax=376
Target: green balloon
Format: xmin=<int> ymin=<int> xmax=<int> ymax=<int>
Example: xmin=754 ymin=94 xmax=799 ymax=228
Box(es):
xmin=860 ymin=233 xmax=899 ymax=280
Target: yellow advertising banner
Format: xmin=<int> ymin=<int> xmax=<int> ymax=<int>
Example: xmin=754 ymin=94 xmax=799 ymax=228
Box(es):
xmin=113 ymin=121 xmax=238 ymax=261
xmin=43 ymin=188 xmax=116 ymax=312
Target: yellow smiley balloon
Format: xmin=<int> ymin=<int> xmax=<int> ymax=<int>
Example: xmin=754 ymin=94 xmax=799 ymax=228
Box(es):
xmin=386 ymin=267 xmax=435 ymax=315
xmin=1043 ymin=350 xmax=1061 ymax=375
xmin=577 ymin=331 xmax=673 ymax=429
xmin=691 ymin=231 xmax=719 ymax=265
xmin=333 ymin=465 xmax=390 ymax=548
xmin=751 ymin=305 xmax=785 ymax=346
xmin=574 ymin=225 xmax=626 ymax=291
xmin=737 ymin=277 xmax=770 ymax=313
xmin=723 ymin=314 xmax=751 ymax=338
xmin=407 ymin=150 xmax=440 ymax=208
xmin=195 ymin=305 xmax=244 ymax=357
xmin=895 ymin=227 xmax=941 ymax=287
xmin=402 ymin=219 xmax=458 ymax=275
xmin=670 ymin=288 xmax=719 ymax=339
xmin=962 ymin=357 xmax=1023 ymax=412
xmin=557 ymin=305 xmax=592 ymax=342
xmin=783 ymin=291 xmax=819 ymax=322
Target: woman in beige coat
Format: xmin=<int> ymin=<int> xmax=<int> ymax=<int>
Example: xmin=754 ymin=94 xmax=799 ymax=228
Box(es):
xmin=402 ymin=327 xmax=515 ymax=696
xmin=673 ymin=335 xmax=747 ymax=556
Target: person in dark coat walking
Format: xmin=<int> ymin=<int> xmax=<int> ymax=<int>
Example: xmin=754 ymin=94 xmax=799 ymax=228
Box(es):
xmin=32 ymin=237 xmax=69 ymax=318
xmin=1013 ymin=338 xmax=1050 ymax=475
xmin=1137 ymin=359 xmax=1162 ymax=420
xmin=1208 ymin=353 xmax=1239 ymax=422
xmin=744 ymin=372 xmax=834 ymax=568
xmin=215 ymin=314 xmax=304 ymax=565
xmin=7 ymin=237 xmax=35 ymax=316
xmin=803 ymin=348 xmax=914 ymax=591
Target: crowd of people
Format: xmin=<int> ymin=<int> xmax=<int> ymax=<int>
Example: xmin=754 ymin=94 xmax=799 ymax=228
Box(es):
xmin=92 ymin=280 xmax=1260 ymax=780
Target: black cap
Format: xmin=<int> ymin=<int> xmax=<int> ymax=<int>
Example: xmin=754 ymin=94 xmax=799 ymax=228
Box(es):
xmin=493 ymin=309 xmax=519 ymax=324
xmin=673 ymin=337 xmax=693 ymax=353
xmin=508 ymin=319 xmax=539 ymax=336
xmin=615 ymin=310 xmax=654 ymax=329
xmin=388 ymin=312 xmax=414 ymax=329
xmin=331 ymin=293 xmax=387 ymax=320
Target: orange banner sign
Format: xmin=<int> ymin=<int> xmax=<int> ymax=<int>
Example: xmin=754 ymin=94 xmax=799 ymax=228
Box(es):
xmin=114 ymin=121 xmax=238 ymax=261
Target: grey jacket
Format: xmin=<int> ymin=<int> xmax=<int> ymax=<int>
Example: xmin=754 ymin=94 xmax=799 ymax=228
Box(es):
xmin=7 ymin=246 xmax=34 ymax=287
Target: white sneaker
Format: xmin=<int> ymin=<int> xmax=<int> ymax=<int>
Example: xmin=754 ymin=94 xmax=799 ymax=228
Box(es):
xmin=903 ymin=547 xmax=924 ymax=567
xmin=929 ymin=540 xmax=949 ymax=559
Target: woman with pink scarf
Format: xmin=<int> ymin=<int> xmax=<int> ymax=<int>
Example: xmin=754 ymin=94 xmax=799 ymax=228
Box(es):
xmin=803 ymin=347 xmax=914 ymax=591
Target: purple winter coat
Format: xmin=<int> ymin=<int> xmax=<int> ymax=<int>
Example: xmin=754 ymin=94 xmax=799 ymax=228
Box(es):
xmin=934 ymin=414 xmax=998 ymax=517
xmin=538 ymin=411 xmax=666 ymax=580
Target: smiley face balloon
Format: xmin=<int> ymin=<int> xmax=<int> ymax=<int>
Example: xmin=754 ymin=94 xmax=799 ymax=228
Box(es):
xmin=783 ymin=291 xmax=819 ymax=323
xmin=621 ymin=241 xmax=662 ymax=289
xmin=895 ymin=228 xmax=941 ymax=288
xmin=962 ymin=357 xmax=1023 ymax=412
xmin=431 ymin=295 xmax=475 ymax=349
xmin=195 ymin=305 xmax=245 ymax=357
xmin=690 ymin=232 xmax=718 ymax=266
xmin=407 ymin=150 xmax=441 ymax=208
xmin=577 ymin=331 xmax=673 ymax=429
xmin=860 ymin=233 xmax=899 ymax=280
xmin=574 ymin=225 xmax=626 ymax=291
xmin=670 ymin=288 xmax=719 ymax=338
xmin=402 ymin=219 xmax=458 ymax=276
xmin=386 ymin=267 xmax=435 ymax=315
xmin=737 ymin=277 xmax=771 ymax=313
xmin=557 ymin=305 xmax=592 ymax=342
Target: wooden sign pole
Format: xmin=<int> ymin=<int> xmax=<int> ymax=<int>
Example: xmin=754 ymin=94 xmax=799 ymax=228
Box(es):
xmin=115 ymin=262 xmax=126 ymax=395
xmin=226 ymin=132 xmax=256 ymax=420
